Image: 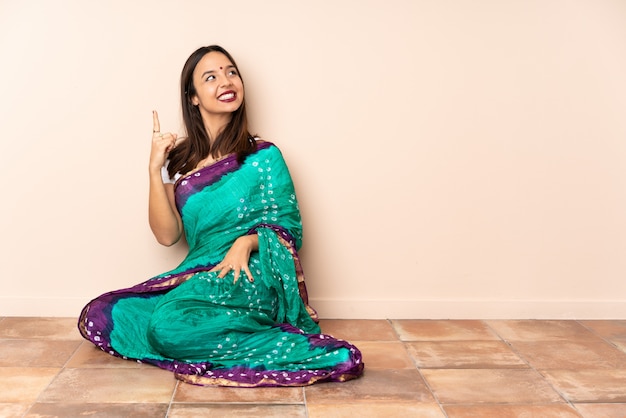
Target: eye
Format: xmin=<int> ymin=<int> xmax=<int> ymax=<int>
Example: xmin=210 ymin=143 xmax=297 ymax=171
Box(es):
xmin=228 ymin=69 xmax=238 ymax=76
xmin=205 ymin=75 xmax=216 ymax=82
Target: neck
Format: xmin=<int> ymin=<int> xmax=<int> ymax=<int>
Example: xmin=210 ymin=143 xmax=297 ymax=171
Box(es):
xmin=201 ymin=112 xmax=232 ymax=146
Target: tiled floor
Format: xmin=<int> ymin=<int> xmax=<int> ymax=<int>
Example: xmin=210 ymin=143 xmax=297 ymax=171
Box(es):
xmin=1 ymin=318 xmax=626 ymax=417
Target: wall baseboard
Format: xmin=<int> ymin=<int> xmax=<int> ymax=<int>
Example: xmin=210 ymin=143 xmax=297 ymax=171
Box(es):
xmin=308 ymin=298 xmax=626 ymax=320
xmin=0 ymin=298 xmax=91 ymax=318
xmin=1 ymin=297 xmax=624 ymax=319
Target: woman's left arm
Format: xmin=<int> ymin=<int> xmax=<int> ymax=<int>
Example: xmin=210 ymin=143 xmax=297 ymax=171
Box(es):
xmin=209 ymin=234 xmax=259 ymax=283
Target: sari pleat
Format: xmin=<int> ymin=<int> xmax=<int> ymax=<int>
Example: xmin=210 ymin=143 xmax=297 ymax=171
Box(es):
xmin=78 ymin=141 xmax=363 ymax=386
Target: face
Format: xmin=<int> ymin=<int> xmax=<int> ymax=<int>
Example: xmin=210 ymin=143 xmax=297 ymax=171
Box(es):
xmin=191 ymin=51 xmax=244 ymax=119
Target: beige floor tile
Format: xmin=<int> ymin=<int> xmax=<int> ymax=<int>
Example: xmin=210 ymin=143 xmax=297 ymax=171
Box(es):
xmin=443 ymin=404 xmax=583 ymax=418
xmin=0 ymin=403 xmax=31 ymax=418
xmin=510 ymin=340 xmax=626 ymax=369
xmin=173 ymin=383 xmax=304 ymax=403
xmin=4 ymin=316 xmax=626 ymax=416
xmin=38 ymin=368 xmax=176 ymax=403
xmin=392 ymin=320 xmax=499 ymax=341
xmin=168 ymin=403 xmax=307 ymax=417
xmin=0 ymin=339 xmax=81 ymax=367
xmin=24 ymin=402 xmax=169 ymax=418
xmin=422 ymin=369 xmax=564 ymax=404
xmin=542 ymin=369 xmax=626 ymax=403
xmin=487 ymin=320 xmax=596 ymax=342
xmin=355 ymin=341 xmax=415 ymax=369
xmin=0 ymin=317 xmax=81 ymax=340
xmin=613 ymin=338 xmax=626 ymax=353
xmin=307 ymin=402 xmax=445 ymax=418
xmin=579 ymin=320 xmax=626 ymax=339
xmin=319 ymin=319 xmax=397 ymax=341
xmin=573 ymin=403 xmax=626 ymax=418
xmin=305 ymin=369 xmax=435 ymax=404
xmin=580 ymin=320 xmax=626 ymax=354
xmin=0 ymin=368 xmax=60 ymax=403
xmin=406 ymin=340 xmax=527 ymax=368
xmin=65 ymin=341 xmax=152 ymax=369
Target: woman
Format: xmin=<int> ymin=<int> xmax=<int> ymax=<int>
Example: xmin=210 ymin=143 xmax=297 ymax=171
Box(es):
xmin=78 ymin=45 xmax=363 ymax=387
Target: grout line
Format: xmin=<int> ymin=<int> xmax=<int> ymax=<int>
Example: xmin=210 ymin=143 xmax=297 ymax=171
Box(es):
xmin=28 ymin=332 xmax=85 ymax=406
xmin=405 ymin=342 xmax=450 ymax=417
xmin=20 ymin=402 xmax=35 ymax=418
xmin=302 ymin=386 xmax=309 ymax=418
xmin=386 ymin=318 xmax=403 ymax=342
xmin=391 ymin=319 xmax=449 ymax=417
xmin=577 ymin=319 xmax=626 ymax=353
xmin=482 ymin=320 xmax=581 ymax=411
xmin=60 ymin=339 xmax=86 ymax=369
xmin=165 ymin=379 xmax=180 ymax=418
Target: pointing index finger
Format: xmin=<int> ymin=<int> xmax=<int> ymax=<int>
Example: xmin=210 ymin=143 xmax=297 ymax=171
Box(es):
xmin=152 ymin=110 xmax=160 ymax=133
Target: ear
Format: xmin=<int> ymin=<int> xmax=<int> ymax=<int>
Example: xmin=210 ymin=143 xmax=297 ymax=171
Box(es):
xmin=191 ymin=95 xmax=199 ymax=106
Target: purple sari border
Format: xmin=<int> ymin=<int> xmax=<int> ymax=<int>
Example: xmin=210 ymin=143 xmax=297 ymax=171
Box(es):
xmin=250 ymin=223 xmax=297 ymax=248
xmin=174 ymin=140 xmax=273 ymax=211
xmin=174 ymin=323 xmax=364 ymax=387
xmin=79 ymin=317 xmax=363 ymax=387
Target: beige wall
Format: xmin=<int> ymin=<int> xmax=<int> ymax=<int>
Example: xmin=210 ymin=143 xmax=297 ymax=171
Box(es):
xmin=1 ymin=0 xmax=625 ymax=318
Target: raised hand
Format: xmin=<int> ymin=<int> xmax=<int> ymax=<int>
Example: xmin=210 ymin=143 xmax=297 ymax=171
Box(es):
xmin=149 ymin=110 xmax=183 ymax=173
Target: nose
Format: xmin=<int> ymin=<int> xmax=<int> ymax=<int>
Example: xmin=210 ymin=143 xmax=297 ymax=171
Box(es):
xmin=219 ymin=73 xmax=233 ymax=88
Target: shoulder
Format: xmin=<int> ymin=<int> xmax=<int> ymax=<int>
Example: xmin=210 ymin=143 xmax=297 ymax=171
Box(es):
xmin=247 ymin=138 xmax=289 ymax=166
xmin=261 ymin=140 xmax=287 ymax=155
xmin=253 ymin=137 xmax=272 ymax=147
xmin=253 ymin=138 xmax=280 ymax=154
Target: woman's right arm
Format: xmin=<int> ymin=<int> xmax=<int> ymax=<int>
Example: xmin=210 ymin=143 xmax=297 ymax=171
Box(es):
xmin=148 ymin=171 xmax=182 ymax=246
xmin=148 ymin=111 xmax=184 ymax=246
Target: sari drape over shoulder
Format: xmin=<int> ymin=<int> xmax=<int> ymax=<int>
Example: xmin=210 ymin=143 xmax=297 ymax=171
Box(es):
xmin=78 ymin=141 xmax=363 ymax=386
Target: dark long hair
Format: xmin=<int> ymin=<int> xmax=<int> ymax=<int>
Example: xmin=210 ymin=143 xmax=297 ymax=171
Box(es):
xmin=167 ymin=45 xmax=256 ymax=179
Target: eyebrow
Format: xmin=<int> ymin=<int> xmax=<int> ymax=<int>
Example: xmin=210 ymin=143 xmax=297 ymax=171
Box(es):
xmin=200 ymin=65 xmax=236 ymax=79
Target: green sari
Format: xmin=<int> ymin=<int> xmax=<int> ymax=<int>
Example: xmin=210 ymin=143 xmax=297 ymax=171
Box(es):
xmin=78 ymin=141 xmax=363 ymax=386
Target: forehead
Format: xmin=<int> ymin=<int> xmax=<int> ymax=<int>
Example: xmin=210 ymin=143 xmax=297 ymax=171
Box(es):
xmin=194 ymin=52 xmax=234 ymax=75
